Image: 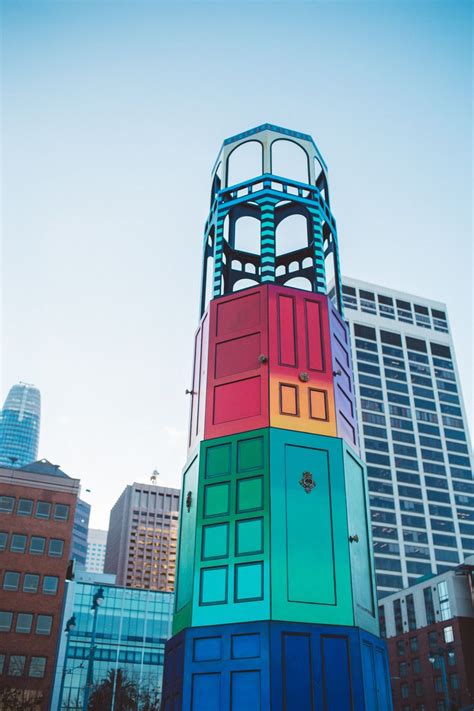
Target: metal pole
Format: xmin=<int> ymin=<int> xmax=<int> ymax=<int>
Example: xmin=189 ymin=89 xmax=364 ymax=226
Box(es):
xmin=57 ymin=629 xmax=71 ymax=710
xmin=82 ymin=606 xmax=98 ymax=711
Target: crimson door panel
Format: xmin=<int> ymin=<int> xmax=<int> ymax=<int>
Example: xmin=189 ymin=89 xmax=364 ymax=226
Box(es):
xmin=205 ymin=288 xmax=269 ymax=439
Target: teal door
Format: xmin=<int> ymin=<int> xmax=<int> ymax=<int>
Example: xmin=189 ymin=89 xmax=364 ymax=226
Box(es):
xmin=344 ymin=446 xmax=378 ymax=635
xmin=270 ymin=429 xmax=353 ymax=625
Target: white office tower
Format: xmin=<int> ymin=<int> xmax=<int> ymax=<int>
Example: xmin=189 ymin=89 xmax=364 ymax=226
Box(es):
xmin=334 ymin=278 xmax=473 ymax=599
xmin=85 ymin=528 xmax=108 ymax=574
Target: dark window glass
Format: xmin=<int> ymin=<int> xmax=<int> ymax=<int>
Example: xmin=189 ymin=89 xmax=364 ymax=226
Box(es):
xmin=8 ymin=655 xmax=26 ymax=676
xmin=54 ymin=504 xmax=70 ymax=521
xmin=406 ymin=337 xmax=427 ymax=352
xmin=379 ymin=606 xmax=386 ymax=638
xmin=412 ymin=658 xmax=421 ymax=674
xmin=48 ymin=539 xmax=64 ymax=557
xmin=16 ymin=613 xmax=33 ymax=634
xmin=10 ymin=534 xmax=27 ymax=553
xmin=407 ymin=561 xmax=432 ymax=575
xmin=0 ymin=532 xmax=7 ymax=550
xmin=393 ymin=599 xmax=403 ymax=634
xmin=397 ymin=640 xmax=405 ymax=656
xmin=23 ymin=574 xmax=40 ymax=593
xmin=410 ymin=636 xmax=418 ymax=652
xmin=42 ymin=576 xmax=59 ymax=595
xmin=354 ymin=324 xmax=376 ymax=340
xmin=423 ymin=587 xmax=435 ymax=624
xmin=0 ymin=611 xmax=13 ymax=632
xmin=29 ymin=537 xmax=46 ymax=555
xmin=28 ymin=657 xmax=47 ymax=678
xmin=17 ymin=498 xmax=33 ymax=516
xmin=406 ymin=594 xmax=416 ymax=630
xmin=3 ymin=572 xmax=20 ymax=591
xmin=36 ymin=501 xmax=51 ymax=519
xmin=35 ymin=615 xmax=53 ymax=635
xmin=0 ymin=496 xmax=15 ymax=513
xmin=431 ymin=343 xmax=451 ymax=358
xmin=360 ymin=290 xmax=375 ymax=301
xmin=381 ymin=330 xmax=402 ymax=346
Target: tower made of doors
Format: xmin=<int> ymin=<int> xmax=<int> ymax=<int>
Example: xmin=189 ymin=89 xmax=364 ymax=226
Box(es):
xmin=161 ymin=125 xmax=393 ymax=711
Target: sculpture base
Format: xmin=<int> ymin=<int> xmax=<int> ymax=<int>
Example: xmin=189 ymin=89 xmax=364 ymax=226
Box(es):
xmin=161 ymin=620 xmax=393 ymax=710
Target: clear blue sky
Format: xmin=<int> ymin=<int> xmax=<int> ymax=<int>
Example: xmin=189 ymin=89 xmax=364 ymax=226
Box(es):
xmin=2 ymin=0 xmax=472 ymax=529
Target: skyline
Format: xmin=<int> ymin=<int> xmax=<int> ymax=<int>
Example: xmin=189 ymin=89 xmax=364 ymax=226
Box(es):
xmin=2 ymin=0 xmax=472 ymax=529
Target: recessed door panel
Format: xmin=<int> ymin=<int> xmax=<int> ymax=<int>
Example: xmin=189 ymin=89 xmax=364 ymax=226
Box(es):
xmin=206 ymin=288 xmax=269 ymax=439
xmin=328 ymin=301 xmax=358 ymax=449
xmin=174 ymin=455 xmax=199 ymax=635
xmin=188 ymin=312 xmax=209 ymax=453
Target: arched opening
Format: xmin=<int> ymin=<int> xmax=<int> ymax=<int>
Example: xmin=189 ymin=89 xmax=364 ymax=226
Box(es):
xmin=276 ymin=265 xmax=286 ymax=277
xmin=302 ymin=256 xmax=313 ymax=269
xmin=271 ymin=139 xmax=310 ymax=184
xmin=231 ymin=259 xmax=242 ymax=271
xmin=283 ymin=276 xmax=312 ymax=291
xmin=223 ymin=214 xmax=229 ymax=242
xmin=226 ymin=141 xmax=263 ymax=187
xmin=204 ymin=255 xmax=215 ymax=307
xmin=233 ymin=277 xmax=259 ymax=292
xmin=234 ymin=215 xmax=261 ymax=255
xmin=244 ymin=263 xmax=256 ymax=274
xmin=275 ymin=213 xmax=309 ymax=256
xmin=210 ymin=162 xmax=222 ymax=204
xmin=289 ymin=261 xmax=299 ymax=273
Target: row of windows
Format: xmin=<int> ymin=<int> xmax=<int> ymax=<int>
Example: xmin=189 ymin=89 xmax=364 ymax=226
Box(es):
xmin=0 ymin=532 xmax=65 ymax=557
xmin=0 ymin=497 xmax=69 ymax=521
xmin=0 ymin=611 xmax=52 ymax=635
xmin=2 ymin=571 xmax=59 ymax=595
xmin=345 ymin=290 xmax=448 ymax=332
xmin=0 ymin=653 xmax=46 ymax=678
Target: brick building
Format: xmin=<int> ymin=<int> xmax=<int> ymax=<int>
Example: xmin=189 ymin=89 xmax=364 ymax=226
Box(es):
xmin=379 ymin=557 xmax=474 ymax=710
xmin=0 ymin=460 xmax=79 ymax=710
xmin=104 ymin=483 xmax=179 ymax=591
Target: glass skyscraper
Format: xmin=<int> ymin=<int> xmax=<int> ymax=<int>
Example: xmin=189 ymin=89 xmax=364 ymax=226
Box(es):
xmin=0 ymin=382 xmax=41 ymax=467
xmin=334 ymin=278 xmax=473 ymax=599
xmin=50 ymin=573 xmax=174 ymax=710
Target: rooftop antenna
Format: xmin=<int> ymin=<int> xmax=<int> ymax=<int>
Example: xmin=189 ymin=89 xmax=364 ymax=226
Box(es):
xmin=150 ymin=470 xmax=159 ymax=486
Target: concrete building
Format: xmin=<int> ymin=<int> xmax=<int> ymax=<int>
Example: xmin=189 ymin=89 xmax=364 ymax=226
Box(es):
xmin=379 ymin=557 xmax=474 ymax=711
xmin=85 ymin=528 xmax=107 ymax=574
xmin=104 ymin=483 xmax=180 ymax=591
xmin=333 ymin=277 xmax=473 ymax=598
xmin=50 ymin=571 xmax=173 ymax=710
xmin=70 ymin=498 xmax=90 ymax=568
xmin=0 ymin=460 xmax=79 ymax=710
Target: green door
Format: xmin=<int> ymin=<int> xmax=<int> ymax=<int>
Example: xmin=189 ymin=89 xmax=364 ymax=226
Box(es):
xmin=344 ymin=446 xmax=378 ymax=635
xmin=270 ymin=429 xmax=353 ymax=625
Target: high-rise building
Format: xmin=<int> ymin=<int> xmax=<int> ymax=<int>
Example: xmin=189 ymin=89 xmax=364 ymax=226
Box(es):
xmin=161 ymin=125 xmax=392 ymax=709
xmin=378 ymin=557 xmax=474 ymax=711
xmin=50 ymin=571 xmax=173 ymax=710
xmin=0 ymin=383 xmax=41 ymax=468
xmin=335 ymin=277 xmax=473 ymax=599
xmin=70 ymin=498 xmax=90 ymax=568
xmin=104 ymin=483 xmax=180 ymax=591
xmin=0 ymin=459 xmax=79 ymax=710
xmin=85 ymin=528 xmax=108 ymax=573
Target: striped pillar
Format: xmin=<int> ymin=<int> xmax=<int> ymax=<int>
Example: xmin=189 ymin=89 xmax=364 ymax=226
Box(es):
xmin=308 ymin=204 xmax=326 ymax=294
xmin=260 ymin=196 xmax=279 ymax=283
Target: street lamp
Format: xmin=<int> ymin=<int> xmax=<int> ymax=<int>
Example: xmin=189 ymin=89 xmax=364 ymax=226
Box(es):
xmin=82 ymin=587 xmax=105 ymax=711
xmin=57 ymin=615 xmax=77 ymax=710
xmin=429 ymin=645 xmax=454 ymax=710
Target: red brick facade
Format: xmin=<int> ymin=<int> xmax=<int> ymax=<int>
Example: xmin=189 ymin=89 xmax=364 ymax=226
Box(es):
xmin=0 ymin=471 xmax=79 ymax=710
xmin=387 ymin=617 xmax=474 ymax=711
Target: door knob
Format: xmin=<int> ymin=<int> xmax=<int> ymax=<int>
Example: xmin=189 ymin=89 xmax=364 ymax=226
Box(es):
xmin=258 ymin=354 xmax=268 ymax=363
xmin=299 ymin=372 xmax=309 ymax=382
xmin=185 ymin=389 xmax=196 ymax=395
xmin=349 ymin=534 xmax=359 ymax=543
xmin=299 ymin=471 xmax=316 ymax=494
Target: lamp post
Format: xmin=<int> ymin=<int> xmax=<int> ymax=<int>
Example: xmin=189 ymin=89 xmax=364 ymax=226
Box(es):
xmin=82 ymin=587 xmax=105 ymax=711
xmin=57 ymin=615 xmax=76 ymax=710
xmin=429 ymin=645 xmax=454 ymax=710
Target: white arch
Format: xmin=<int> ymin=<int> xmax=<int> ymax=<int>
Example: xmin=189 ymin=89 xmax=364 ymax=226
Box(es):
xmin=275 ymin=213 xmax=308 ymax=256
xmin=283 ymin=276 xmax=312 ymax=291
xmin=233 ymin=277 xmax=259 ymax=292
xmin=271 ymin=139 xmax=310 ymax=183
xmin=226 ymin=141 xmax=263 ymax=187
xmin=234 ymin=215 xmax=261 ymax=254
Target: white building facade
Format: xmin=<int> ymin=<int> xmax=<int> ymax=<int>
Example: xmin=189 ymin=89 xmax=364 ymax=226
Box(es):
xmin=85 ymin=528 xmax=108 ymax=574
xmin=335 ymin=277 xmax=474 ymax=599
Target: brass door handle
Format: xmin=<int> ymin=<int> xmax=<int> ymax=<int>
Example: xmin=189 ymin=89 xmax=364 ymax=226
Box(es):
xmin=299 ymin=372 xmax=309 ymax=382
xmin=258 ymin=354 xmax=268 ymax=363
xmin=299 ymin=471 xmax=316 ymax=494
xmin=349 ymin=534 xmax=359 ymax=543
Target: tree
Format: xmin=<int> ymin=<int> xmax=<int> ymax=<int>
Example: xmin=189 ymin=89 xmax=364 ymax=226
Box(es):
xmin=88 ymin=668 xmax=138 ymax=711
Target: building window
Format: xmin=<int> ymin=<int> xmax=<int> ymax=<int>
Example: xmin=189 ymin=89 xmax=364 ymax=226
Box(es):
xmin=428 ymin=631 xmax=439 ymax=647
xmin=379 ymin=606 xmax=387 ymax=638
xmin=450 ymin=673 xmax=459 ymax=690
xmin=54 ymin=503 xmax=70 ymax=521
xmin=17 ymin=498 xmax=34 ymax=516
xmin=29 ymin=536 xmax=46 ymax=555
xmin=409 ymin=636 xmax=418 ymax=652
xmin=412 ymin=658 xmax=421 ymax=674
xmin=0 ymin=654 xmax=4 ymax=674
xmin=15 ymin=613 xmax=33 ymax=634
xmin=443 ymin=626 xmax=454 ymax=643
xmin=28 ymin=656 xmax=47 ymax=678
xmin=10 ymin=533 xmax=27 ymax=553
xmin=423 ymin=587 xmax=435 ymax=624
xmin=437 ymin=581 xmax=451 ymax=621
xmin=397 ymin=640 xmax=405 ymax=656
xmin=399 ymin=661 xmax=408 ymax=677
xmin=0 ymin=611 xmax=13 ymax=632
xmin=35 ymin=501 xmax=51 ymax=519
xmin=48 ymin=539 xmax=64 ymax=557
xmin=401 ymin=684 xmax=409 ymax=699
xmin=0 ymin=532 xmax=7 ymax=550
xmin=42 ymin=576 xmax=59 ymax=595
xmin=3 ymin=572 xmax=20 ymax=591
xmin=7 ymin=655 xmax=26 ymax=676
xmin=0 ymin=496 xmax=15 ymax=513
xmin=393 ymin=599 xmax=404 ymax=634
xmin=415 ymin=680 xmax=423 ymax=697
xmin=406 ymin=594 xmax=417 ymax=630
xmin=434 ymin=676 xmax=443 ymax=692
xmin=23 ymin=574 xmax=40 ymax=593
xmin=35 ymin=615 xmax=53 ymax=635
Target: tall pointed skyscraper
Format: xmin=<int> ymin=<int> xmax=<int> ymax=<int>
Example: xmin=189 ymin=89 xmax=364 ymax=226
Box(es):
xmin=161 ymin=125 xmax=393 ymax=710
xmin=0 ymin=382 xmax=41 ymax=467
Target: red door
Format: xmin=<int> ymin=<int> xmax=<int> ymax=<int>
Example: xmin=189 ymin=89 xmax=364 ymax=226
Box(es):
xmin=268 ymin=286 xmax=337 ymax=436
xmin=205 ymin=287 xmax=269 ymax=439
